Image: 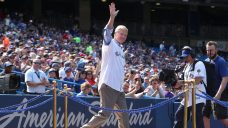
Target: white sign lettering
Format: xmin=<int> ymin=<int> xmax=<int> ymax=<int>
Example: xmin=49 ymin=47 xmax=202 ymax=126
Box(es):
xmin=0 ymin=98 xmax=154 ymax=128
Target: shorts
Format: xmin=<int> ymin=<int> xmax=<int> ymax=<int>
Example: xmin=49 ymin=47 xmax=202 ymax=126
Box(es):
xmin=213 ymin=89 xmax=228 ymax=120
xmin=202 ymin=100 xmax=212 ymax=118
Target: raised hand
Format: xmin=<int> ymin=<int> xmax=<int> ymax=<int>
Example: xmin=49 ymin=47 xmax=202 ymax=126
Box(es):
xmin=109 ymin=2 xmax=119 ymax=17
xmin=143 ymin=88 xmax=150 ymax=93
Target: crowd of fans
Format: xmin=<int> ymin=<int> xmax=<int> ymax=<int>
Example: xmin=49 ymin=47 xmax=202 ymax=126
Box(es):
xmin=0 ymin=12 xmax=207 ymax=99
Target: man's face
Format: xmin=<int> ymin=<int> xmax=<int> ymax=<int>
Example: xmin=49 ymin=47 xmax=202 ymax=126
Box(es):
xmin=151 ymin=80 xmax=159 ymax=89
xmin=206 ymin=45 xmax=217 ymax=59
xmin=182 ymin=55 xmax=190 ymax=63
xmin=5 ymin=66 xmax=13 ymax=72
xmin=114 ymin=30 xmax=128 ymax=44
xmin=123 ymin=82 xmax=130 ymax=92
xmin=33 ymin=60 xmax=41 ymax=69
xmin=85 ymin=88 xmax=91 ymax=94
xmin=66 ymin=70 xmax=72 ymax=77
xmin=144 ymin=78 xmax=149 ymax=84
xmin=49 ymin=72 xmax=56 ymax=78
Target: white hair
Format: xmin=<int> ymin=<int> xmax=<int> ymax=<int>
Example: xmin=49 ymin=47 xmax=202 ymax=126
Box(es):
xmin=114 ymin=25 xmax=128 ymax=33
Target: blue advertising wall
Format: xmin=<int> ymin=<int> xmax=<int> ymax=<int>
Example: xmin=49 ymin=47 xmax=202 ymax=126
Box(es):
xmin=0 ymin=95 xmax=225 ymax=128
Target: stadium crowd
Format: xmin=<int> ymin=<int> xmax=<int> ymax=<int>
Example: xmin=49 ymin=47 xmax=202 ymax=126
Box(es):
xmin=0 ymin=12 xmax=209 ymax=99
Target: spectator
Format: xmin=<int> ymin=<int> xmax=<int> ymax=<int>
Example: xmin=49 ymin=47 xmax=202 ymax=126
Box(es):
xmin=20 ymin=55 xmax=31 ymax=73
xmin=74 ymin=70 xmax=87 ymax=93
xmin=0 ymin=61 xmax=14 ymax=76
xmin=51 ymin=62 xmax=60 ymax=79
xmin=145 ymin=75 xmax=165 ymax=98
xmin=85 ymin=68 xmax=98 ymax=96
xmin=59 ymin=61 xmax=74 ymax=80
xmin=48 ymin=68 xmax=57 ymax=79
xmin=133 ymin=74 xmax=144 ymax=94
xmin=169 ymin=44 xmax=176 ymax=57
xmin=25 ymin=59 xmax=50 ymax=94
xmin=62 ymin=67 xmax=74 ymax=91
xmin=127 ymin=69 xmax=137 ymax=86
xmin=142 ymin=76 xmax=150 ymax=88
xmin=164 ymin=86 xmax=175 ymax=98
xmin=123 ymin=80 xmax=149 ymax=99
xmin=85 ymin=68 xmax=96 ymax=86
xmin=159 ymin=41 xmax=165 ymax=52
xmin=2 ymin=35 xmax=10 ymax=50
xmin=77 ymin=82 xmax=92 ymax=97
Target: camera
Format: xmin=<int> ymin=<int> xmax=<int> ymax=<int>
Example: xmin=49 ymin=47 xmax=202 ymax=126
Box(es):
xmin=0 ymin=74 xmax=20 ymax=90
xmin=158 ymin=69 xmax=177 ymax=87
xmin=158 ymin=64 xmax=185 ymax=88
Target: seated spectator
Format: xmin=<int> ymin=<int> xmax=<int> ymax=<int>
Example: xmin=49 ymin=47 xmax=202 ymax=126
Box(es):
xmin=77 ymin=82 xmax=92 ymax=97
xmin=145 ymin=75 xmax=165 ymax=98
xmin=142 ymin=76 xmax=150 ymax=88
xmin=51 ymin=63 xmax=60 ymax=79
xmin=129 ymin=74 xmax=144 ymax=94
xmin=85 ymin=68 xmax=96 ymax=86
xmin=0 ymin=54 xmax=8 ymax=68
xmin=143 ymin=68 xmax=151 ymax=77
xmin=74 ymin=70 xmax=87 ymax=93
xmin=47 ymin=68 xmax=57 ymax=84
xmin=164 ymin=86 xmax=175 ymax=98
xmin=59 ymin=61 xmax=74 ymax=80
xmin=127 ymin=69 xmax=137 ymax=85
xmin=85 ymin=68 xmax=97 ymax=95
xmin=62 ymin=67 xmax=74 ymax=91
xmin=20 ymin=55 xmax=31 ymax=73
xmin=0 ymin=61 xmax=14 ymax=75
xmin=123 ymin=80 xmax=149 ymax=99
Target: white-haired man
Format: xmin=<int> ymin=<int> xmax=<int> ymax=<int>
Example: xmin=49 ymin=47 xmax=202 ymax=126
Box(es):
xmin=81 ymin=2 xmax=129 ymax=128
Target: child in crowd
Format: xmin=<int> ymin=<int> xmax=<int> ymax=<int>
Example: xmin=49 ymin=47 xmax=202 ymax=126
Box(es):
xmin=62 ymin=67 xmax=74 ymax=91
xmin=74 ymin=70 xmax=87 ymax=93
xmin=77 ymin=82 xmax=92 ymax=97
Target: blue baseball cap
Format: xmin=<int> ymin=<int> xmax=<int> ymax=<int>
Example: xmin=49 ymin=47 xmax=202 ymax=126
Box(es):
xmin=180 ymin=46 xmax=192 ymax=58
xmin=48 ymin=68 xmax=56 ymax=73
xmin=181 ymin=49 xmax=191 ymax=58
xmin=64 ymin=67 xmax=72 ymax=72
xmin=64 ymin=61 xmax=71 ymax=67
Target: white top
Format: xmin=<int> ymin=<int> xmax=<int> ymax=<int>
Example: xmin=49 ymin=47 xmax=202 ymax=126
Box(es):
xmin=59 ymin=67 xmax=74 ymax=80
xmin=145 ymin=86 xmax=165 ymax=98
xmin=159 ymin=43 xmax=164 ymax=51
xmin=98 ymin=27 xmax=125 ymax=92
xmin=181 ymin=61 xmax=207 ymax=107
xmin=25 ymin=68 xmax=48 ymax=93
xmin=5 ymin=18 xmax=10 ymax=26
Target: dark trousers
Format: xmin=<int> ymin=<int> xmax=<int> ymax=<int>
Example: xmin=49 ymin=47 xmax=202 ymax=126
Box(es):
xmin=173 ymin=103 xmax=204 ymax=128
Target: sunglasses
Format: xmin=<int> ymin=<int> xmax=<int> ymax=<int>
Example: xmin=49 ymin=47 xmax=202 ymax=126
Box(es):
xmin=152 ymin=82 xmax=158 ymax=85
xmin=34 ymin=62 xmax=41 ymax=65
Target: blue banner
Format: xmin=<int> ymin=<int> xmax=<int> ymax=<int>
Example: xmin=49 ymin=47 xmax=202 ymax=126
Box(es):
xmin=0 ymin=95 xmax=225 ymax=128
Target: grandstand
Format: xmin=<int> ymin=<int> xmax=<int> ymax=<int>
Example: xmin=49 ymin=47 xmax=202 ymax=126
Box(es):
xmin=1 ymin=0 xmax=228 ymax=50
